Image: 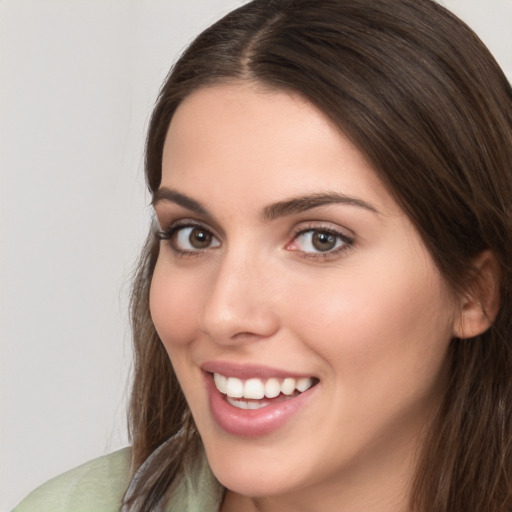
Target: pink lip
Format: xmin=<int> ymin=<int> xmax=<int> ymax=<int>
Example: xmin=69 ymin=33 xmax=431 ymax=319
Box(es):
xmin=201 ymin=360 xmax=314 ymax=380
xmin=202 ymin=366 xmax=318 ymax=437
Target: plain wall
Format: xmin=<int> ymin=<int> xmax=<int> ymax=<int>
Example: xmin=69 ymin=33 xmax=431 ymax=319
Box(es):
xmin=1 ymin=1 xmax=511 ymax=509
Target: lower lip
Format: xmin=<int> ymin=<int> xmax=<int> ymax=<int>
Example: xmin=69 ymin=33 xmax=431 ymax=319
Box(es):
xmin=204 ymin=373 xmax=317 ymax=437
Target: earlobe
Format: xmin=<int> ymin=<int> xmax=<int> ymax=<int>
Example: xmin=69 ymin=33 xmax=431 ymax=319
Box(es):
xmin=453 ymin=250 xmax=501 ymax=339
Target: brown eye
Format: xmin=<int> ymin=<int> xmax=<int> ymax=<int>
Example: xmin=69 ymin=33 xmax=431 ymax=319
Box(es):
xmin=312 ymin=231 xmax=337 ymax=252
xmin=291 ymin=228 xmax=351 ymax=256
xmin=172 ymin=225 xmax=220 ymax=252
xmin=189 ymin=227 xmax=212 ymax=249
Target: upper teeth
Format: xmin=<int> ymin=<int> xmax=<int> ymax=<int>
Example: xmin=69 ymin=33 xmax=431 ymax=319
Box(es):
xmin=213 ymin=373 xmax=314 ymax=399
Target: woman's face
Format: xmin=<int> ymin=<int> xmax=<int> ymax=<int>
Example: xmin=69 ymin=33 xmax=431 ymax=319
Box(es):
xmin=150 ymin=83 xmax=459 ymax=505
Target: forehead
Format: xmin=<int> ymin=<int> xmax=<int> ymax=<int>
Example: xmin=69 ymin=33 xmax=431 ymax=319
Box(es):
xmin=161 ymin=83 xmax=399 ymax=217
xmin=164 ymin=82 xmax=335 ymax=158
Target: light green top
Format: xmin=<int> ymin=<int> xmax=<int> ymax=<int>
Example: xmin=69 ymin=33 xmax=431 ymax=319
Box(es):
xmin=13 ymin=447 xmax=223 ymax=512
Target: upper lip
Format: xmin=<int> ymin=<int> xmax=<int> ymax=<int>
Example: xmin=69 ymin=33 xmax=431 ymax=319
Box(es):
xmin=201 ymin=360 xmax=316 ymax=380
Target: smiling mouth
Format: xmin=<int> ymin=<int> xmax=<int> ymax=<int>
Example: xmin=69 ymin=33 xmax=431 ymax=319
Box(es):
xmin=212 ymin=373 xmax=318 ymax=410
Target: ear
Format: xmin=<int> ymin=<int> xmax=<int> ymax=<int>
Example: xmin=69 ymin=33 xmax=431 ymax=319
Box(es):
xmin=454 ymin=250 xmax=501 ymax=339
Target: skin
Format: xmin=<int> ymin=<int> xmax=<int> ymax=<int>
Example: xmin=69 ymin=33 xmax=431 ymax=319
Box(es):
xmin=150 ymin=82 xmax=461 ymax=512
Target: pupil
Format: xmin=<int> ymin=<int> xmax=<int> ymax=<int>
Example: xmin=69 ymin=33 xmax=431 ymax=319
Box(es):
xmin=190 ymin=228 xmax=211 ymax=249
xmin=313 ymin=231 xmax=336 ymax=251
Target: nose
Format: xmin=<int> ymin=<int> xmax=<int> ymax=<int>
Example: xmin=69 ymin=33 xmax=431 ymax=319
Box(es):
xmin=199 ymin=249 xmax=280 ymax=345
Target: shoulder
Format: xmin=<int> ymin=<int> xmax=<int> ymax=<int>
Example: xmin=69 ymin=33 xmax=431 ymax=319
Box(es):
xmin=13 ymin=447 xmax=132 ymax=512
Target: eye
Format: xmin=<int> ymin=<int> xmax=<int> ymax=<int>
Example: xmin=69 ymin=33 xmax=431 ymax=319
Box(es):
xmin=175 ymin=226 xmax=219 ymax=250
xmin=287 ymin=227 xmax=353 ymax=257
xmin=158 ymin=223 xmax=220 ymax=253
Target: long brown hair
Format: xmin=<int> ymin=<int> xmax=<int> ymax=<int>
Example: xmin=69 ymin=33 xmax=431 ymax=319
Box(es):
xmin=125 ymin=0 xmax=512 ymax=509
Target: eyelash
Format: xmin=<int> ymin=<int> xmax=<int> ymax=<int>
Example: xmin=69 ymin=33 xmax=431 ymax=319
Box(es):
xmin=287 ymin=224 xmax=354 ymax=261
xmin=157 ymin=221 xmax=219 ymax=257
xmin=157 ymin=221 xmax=354 ymax=260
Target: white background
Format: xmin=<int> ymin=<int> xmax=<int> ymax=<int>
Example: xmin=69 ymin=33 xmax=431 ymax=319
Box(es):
xmin=1 ymin=1 xmax=511 ymax=510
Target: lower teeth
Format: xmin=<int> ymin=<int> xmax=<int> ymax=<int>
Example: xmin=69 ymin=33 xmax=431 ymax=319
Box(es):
xmin=226 ymin=397 xmax=271 ymax=410
xmin=226 ymin=391 xmax=301 ymax=410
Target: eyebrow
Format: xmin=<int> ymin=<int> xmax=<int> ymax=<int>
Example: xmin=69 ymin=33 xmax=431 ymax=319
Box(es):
xmin=152 ymin=187 xmax=378 ymax=219
xmin=262 ymin=192 xmax=379 ymax=220
xmin=152 ymin=187 xmax=210 ymax=216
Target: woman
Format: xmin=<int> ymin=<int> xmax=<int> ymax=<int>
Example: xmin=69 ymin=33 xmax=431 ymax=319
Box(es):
xmin=15 ymin=0 xmax=512 ymax=511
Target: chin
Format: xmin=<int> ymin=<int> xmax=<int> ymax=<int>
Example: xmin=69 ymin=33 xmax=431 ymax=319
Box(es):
xmin=200 ymin=435 xmax=307 ymax=498
xmin=211 ymin=460 xmax=299 ymax=498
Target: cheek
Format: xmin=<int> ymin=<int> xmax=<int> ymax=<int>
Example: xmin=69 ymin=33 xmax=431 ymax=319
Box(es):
xmin=285 ymin=253 xmax=455 ymax=386
xmin=149 ymin=258 xmax=202 ymax=350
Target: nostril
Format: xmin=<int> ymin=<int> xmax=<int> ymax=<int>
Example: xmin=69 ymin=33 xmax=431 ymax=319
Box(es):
xmin=200 ymin=306 xmax=280 ymax=346
xmin=231 ymin=331 xmax=266 ymax=342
